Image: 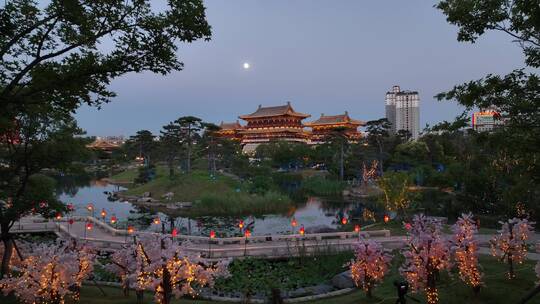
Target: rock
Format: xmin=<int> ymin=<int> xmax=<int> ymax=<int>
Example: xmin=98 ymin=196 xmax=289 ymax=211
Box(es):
xmin=142 ymin=191 xmax=151 ymax=198
xmin=342 ymin=190 xmax=351 ymax=196
xmin=331 ymin=270 xmax=354 ymax=289
xmin=287 ymin=284 xmax=334 ymax=298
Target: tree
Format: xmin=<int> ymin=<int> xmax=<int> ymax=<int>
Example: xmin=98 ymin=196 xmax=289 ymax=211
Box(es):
xmin=127 ymin=130 xmax=156 ymax=162
xmin=377 ymin=172 xmax=414 ymax=219
xmin=349 ymin=238 xmax=392 ymax=298
xmin=0 ymin=105 xmax=88 ymax=278
xmin=451 ymin=213 xmax=483 ymax=294
xmin=119 ymin=234 xmax=229 ymax=304
xmin=326 ymin=127 xmax=349 ymax=181
xmin=400 ymin=214 xmax=451 ymax=304
xmin=106 ymin=239 xmax=145 ymax=300
xmin=490 ymin=217 xmax=534 ymax=279
xmin=365 ymin=118 xmax=391 ymax=176
xmin=160 ymin=123 xmax=183 ymax=179
xmin=201 ymin=122 xmax=221 ymax=176
xmin=0 ymin=0 xmax=212 ymax=134
xmin=0 ymin=238 xmax=95 ymax=304
xmin=176 ymin=116 xmax=202 ymax=173
xmin=436 ymin=0 xmax=540 ymax=219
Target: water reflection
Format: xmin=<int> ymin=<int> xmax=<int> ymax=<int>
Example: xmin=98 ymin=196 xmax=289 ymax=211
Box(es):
xmin=58 ymin=179 xmax=376 ymax=237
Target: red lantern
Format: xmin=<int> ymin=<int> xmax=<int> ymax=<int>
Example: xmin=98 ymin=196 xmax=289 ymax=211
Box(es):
xmin=291 ymin=218 xmax=298 ymax=227
xmin=209 ymin=230 xmax=216 ymax=239
xmin=110 ymin=215 xmax=117 ymax=225
xmin=68 ymin=219 xmax=74 ymax=225
xmin=86 ymin=222 xmax=93 ymax=230
xmin=67 ymin=203 xmax=74 ymax=211
xmin=87 ymin=203 xmax=94 ymax=212
xmin=153 ymin=217 xmax=161 ymax=225
xmin=354 ymin=224 xmax=361 ymax=233
xmin=171 ymin=228 xmax=178 ymax=237
xmin=383 ymin=214 xmax=390 ymax=223
xmin=244 ymin=229 xmax=251 ymax=238
xmin=100 ymin=208 xmax=107 ymax=219
xmin=55 ymin=212 xmax=62 ymax=220
xmin=127 ymin=226 xmax=134 ymax=234
xmin=238 ymin=220 xmax=244 ymax=229
xmin=341 ymin=217 xmax=348 ymax=225
xmin=299 ymin=226 xmax=305 ymax=235
xmin=39 ymin=201 xmax=47 ymax=208
xmin=404 ymin=222 xmax=412 ymax=230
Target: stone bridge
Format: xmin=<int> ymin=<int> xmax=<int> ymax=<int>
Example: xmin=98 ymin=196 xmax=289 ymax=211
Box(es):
xmin=11 ymin=216 xmax=404 ymax=258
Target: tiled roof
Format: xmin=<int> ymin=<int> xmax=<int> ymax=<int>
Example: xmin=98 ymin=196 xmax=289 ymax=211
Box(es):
xmin=306 ymin=112 xmax=365 ymax=126
xmin=239 ymin=102 xmax=310 ymax=119
xmin=219 ymin=121 xmax=244 ymax=130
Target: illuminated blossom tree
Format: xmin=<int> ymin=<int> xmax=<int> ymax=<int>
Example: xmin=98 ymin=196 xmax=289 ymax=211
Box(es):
xmin=451 ymin=213 xmax=483 ymax=293
xmin=349 ymin=238 xmax=392 ymax=297
xmin=115 ymin=234 xmax=229 ymax=304
xmin=400 ymin=214 xmax=451 ymax=304
xmin=490 ymin=218 xmax=534 ymax=279
xmin=106 ymin=242 xmax=141 ymax=298
xmin=0 ymin=238 xmax=95 ymax=304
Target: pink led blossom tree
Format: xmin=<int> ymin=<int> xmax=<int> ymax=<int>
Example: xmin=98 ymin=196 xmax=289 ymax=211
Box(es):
xmin=110 ymin=234 xmax=229 ymax=304
xmin=349 ymin=238 xmax=392 ymax=298
xmin=106 ymin=241 xmax=141 ymax=298
xmin=451 ymin=212 xmax=483 ymax=294
xmin=400 ymin=214 xmax=451 ymax=304
xmin=0 ymin=238 xmax=95 ymax=304
xmin=490 ymin=217 xmax=534 ymax=279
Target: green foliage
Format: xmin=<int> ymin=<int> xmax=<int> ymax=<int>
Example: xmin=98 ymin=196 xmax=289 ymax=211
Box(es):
xmin=215 ymin=254 xmax=351 ymax=296
xmin=377 ymin=172 xmax=415 ymax=217
xmin=301 ymin=176 xmax=346 ymax=196
xmin=0 ymin=0 xmax=212 ymax=129
xmin=196 ymin=190 xmax=291 ymax=216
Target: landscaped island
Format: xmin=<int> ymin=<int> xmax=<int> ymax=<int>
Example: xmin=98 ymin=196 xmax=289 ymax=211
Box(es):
xmin=109 ymin=166 xmax=293 ymax=216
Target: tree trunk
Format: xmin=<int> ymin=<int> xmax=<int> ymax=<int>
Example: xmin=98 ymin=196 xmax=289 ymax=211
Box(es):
xmin=339 ymin=141 xmax=344 ymax=181
xmin=1 ymin=225 xmax=14 ymax=279
xmin=519 ymin=284 xmax=540 ymax=304
xmin=508 ymin=254 xmax=514 ymax=279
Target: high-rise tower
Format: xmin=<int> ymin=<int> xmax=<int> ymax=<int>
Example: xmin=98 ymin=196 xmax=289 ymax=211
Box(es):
xmin=385 ymin=85 xmax=420 ymax=140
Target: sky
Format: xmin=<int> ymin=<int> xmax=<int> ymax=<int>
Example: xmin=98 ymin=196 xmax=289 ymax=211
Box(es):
xmin=75 ymin=0 xmax=526 ymax=137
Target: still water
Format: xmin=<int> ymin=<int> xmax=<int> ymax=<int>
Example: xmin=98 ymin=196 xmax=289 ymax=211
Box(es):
xmin=59 ymin=180 xmax=371 ymax=237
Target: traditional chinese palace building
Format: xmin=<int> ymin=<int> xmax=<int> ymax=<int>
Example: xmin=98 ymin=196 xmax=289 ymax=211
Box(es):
xmin=305 ymin=112 xmax=364 ymax=144
xmin=216 ymin=121 xmax=244 ymax=140
xmin=237 ymin=102 xmax=310 ymax=153
xmin=218 ymin=102 xmax=364 ymax=153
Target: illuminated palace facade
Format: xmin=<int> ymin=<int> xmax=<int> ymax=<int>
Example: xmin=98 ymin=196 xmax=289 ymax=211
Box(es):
xmin=218 ymin=102 xmax=364 ymax=153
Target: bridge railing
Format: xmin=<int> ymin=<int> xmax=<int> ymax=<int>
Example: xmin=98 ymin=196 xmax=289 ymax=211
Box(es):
xmin=15 ymin=216 xmax=392 ymax=247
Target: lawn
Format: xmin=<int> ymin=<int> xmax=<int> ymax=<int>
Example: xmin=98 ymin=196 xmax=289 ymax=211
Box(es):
xmin=313 ymin=255 xmax=540 ymax=304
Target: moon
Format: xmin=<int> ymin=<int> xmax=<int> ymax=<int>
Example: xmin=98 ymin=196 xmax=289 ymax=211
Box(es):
xmin=243 ymin=62 xmax=250 ymax=70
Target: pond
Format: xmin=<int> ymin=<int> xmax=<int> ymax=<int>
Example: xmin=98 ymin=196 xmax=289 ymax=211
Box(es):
xmin=58 ymin=179 xmax=377 ymax=237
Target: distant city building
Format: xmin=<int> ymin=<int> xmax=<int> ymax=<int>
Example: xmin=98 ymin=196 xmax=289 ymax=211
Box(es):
xmin=305 ymin=112 xmax=364 ymax=144
xmin=385 ymin=85 xmax=420 ymax=140
xmin=472 ymin=109 xmax=503 ymax=132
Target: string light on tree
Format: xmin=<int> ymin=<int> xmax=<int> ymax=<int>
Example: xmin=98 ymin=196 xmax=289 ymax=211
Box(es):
xmin=399 ymin=214 xmax=451 ymax=304
xmin=490 ymin=217 xmax=534 ymax=279
xmin=350 ymin=239 xmax=392 ymax=298
xmin=452 ymin=213 xmax=483 ymax=293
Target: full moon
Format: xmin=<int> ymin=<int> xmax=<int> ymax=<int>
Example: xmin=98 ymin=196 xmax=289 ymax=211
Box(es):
xmin=243 ymin=62 xmax=250 ymax=70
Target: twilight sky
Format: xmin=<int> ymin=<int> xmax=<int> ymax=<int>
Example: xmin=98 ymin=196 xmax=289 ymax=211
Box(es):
xmin=75 ymin=0 xmax=526 ymax=137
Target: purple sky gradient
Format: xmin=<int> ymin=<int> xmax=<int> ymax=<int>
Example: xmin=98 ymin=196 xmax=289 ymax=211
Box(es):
xmin=75 ymin=0 xmax=526 ymax=136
